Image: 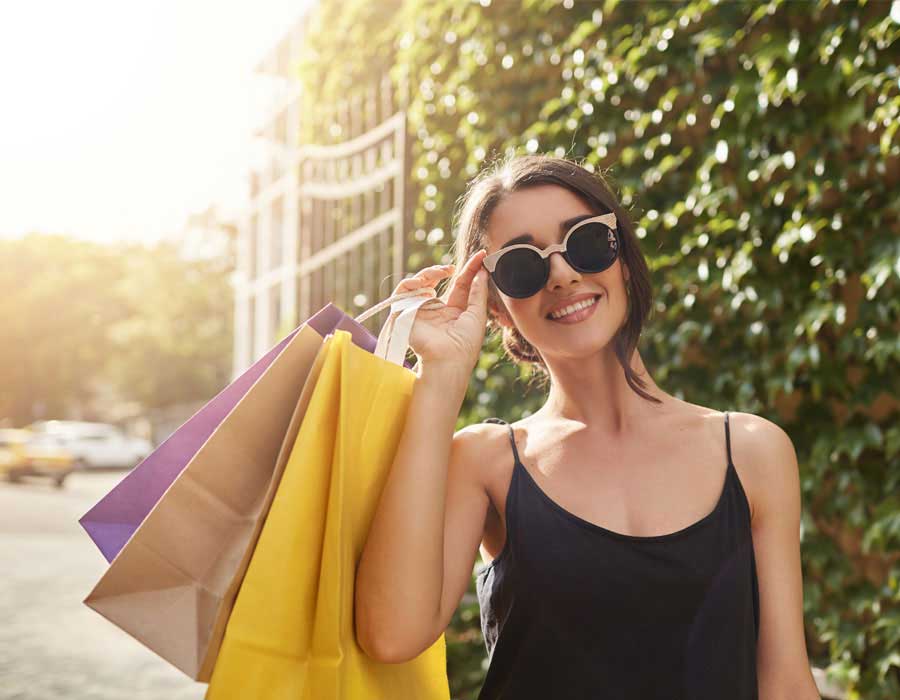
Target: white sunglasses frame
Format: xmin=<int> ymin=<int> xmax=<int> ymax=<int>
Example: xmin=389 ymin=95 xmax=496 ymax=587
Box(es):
xmin=482 ymin=212 xmax=619 ymax=297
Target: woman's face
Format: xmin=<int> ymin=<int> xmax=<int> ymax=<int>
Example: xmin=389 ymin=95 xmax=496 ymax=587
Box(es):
xmin=484 ymin=184 xmax=630 ymax=362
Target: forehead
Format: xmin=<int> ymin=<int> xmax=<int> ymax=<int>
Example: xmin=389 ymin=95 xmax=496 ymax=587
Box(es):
xmin=485 ymin=185 xmax=594 ymax=250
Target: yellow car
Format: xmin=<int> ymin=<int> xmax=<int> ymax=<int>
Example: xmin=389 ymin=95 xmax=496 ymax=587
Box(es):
xmin=0 ymin=428 xmax=76 ymax=488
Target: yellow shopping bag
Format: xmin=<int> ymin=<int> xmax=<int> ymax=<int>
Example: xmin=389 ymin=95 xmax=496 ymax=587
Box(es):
xmin=206 ymin=291 xmax=450 ymax=700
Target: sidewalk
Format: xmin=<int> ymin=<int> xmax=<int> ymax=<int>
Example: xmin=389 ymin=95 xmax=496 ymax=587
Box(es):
xmin=0 ymin=473 xmax=204 ymax=700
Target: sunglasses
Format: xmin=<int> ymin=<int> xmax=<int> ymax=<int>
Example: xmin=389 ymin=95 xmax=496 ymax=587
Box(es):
xmin=482 ymin=213 xmax=619 ymax=299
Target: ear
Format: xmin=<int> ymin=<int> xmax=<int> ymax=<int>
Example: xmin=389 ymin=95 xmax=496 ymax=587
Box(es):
xmin=488 ymin=299 xmax=514 ymax=329
xmin=497 ymin=314 xmax=515 ymax=330
xmin=622 ymin=262 xmax=630 ymax=284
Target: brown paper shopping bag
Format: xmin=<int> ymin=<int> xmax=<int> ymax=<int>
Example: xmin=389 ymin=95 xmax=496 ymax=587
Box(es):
xmin=79 ymin=303 xmax=390 ymax=563
xmin=204 ymin=289 xmax=450 ymax=700
xmin=84 ymin=323 xmax=331 ymax=681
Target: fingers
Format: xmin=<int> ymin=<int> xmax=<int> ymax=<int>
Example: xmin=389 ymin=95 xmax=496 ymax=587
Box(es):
xmin=445 ymin=249 xmax=487 ymax=310
xmin=466 ymin=257 xmax=489 ymax=315
xmin=393 ymin=249 xmax=488 ymax=310
xmin=393 ymin=264 xmax=454 ymax=295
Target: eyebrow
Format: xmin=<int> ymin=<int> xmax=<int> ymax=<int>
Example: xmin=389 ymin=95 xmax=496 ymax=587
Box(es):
xmin=500 ymin=214 xmax=596 ymax=249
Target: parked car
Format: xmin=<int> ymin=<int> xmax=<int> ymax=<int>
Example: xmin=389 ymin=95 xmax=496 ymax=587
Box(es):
xmin=0 ymin=428 xmax=76 ymax=487
xmin=26 ymin=421 xmax=153 ymax=470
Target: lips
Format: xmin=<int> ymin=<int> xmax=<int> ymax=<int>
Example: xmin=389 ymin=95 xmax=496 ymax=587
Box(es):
xmin=545 ymin=294 xmax=602 ymax=319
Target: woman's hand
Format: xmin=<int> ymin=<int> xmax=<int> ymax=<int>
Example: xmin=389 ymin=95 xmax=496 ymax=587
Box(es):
xmin=388 ymin=249 xmax=489 ymax=372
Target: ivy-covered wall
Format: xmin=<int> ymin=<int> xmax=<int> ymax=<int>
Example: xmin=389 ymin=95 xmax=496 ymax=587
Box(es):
xmin=296 ymin=1 xmax=899 ymax=697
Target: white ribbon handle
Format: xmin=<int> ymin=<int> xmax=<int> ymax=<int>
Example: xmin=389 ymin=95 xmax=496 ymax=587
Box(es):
xmin=354 ymin=288 xmax=444 ymax=367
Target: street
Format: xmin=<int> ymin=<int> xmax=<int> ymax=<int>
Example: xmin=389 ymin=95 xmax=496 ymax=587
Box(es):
xmin=0 ymin=472 xmax=205 ymax=700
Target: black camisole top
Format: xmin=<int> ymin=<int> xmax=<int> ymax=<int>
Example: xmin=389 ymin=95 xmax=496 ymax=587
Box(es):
xmin=475 ymin=412 xmax=760 ymax=700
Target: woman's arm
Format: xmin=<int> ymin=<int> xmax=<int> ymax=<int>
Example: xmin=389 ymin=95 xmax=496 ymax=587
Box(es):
xmin=731 ymin=412 xmax=822 ymax=700
xmin=354 ymin=363 xmax=491 ymax=663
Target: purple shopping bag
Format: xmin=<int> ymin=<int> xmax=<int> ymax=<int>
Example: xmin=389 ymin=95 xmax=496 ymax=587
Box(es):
xmin=79 ymin=302 xmax=399 ymax=562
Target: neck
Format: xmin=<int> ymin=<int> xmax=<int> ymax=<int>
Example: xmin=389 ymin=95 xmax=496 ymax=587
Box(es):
xmin=536 ymin=346 xmax=673 ymax=436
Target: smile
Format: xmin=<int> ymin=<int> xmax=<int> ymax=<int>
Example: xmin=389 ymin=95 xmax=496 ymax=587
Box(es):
xmin=547 ymin=294 xmax=602 ymax=323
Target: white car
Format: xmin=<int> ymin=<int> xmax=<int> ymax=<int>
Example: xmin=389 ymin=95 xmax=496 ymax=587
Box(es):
xmin=26 ymin=420 xmax=153 ymax=470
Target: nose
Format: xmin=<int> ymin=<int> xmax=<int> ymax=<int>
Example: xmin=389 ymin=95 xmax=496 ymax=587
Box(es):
xmin=544 ymin=250 xmax=582 ymax=291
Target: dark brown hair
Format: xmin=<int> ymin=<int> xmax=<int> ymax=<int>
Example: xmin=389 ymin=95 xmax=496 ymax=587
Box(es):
xmin=447 ymin=152 xmax=659 ymax=403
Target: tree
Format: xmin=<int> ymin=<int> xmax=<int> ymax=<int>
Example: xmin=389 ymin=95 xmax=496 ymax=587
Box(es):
xmin=0 ymin=234 xmax=233 ymax=425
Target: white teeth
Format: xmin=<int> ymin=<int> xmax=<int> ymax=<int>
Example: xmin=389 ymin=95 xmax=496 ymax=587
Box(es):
xmin=549 ymin=295 xmax=598 ymax=319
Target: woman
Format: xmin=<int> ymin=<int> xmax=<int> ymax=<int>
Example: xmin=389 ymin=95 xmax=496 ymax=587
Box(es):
xmin=355 ymin=154 xmax=821 ymax=699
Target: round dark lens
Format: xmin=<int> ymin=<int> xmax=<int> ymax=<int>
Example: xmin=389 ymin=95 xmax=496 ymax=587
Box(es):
xmin=494 ymin=247 xmax=546 ymax=298
xmin=567 ymin=223 xmax=616 ymax=272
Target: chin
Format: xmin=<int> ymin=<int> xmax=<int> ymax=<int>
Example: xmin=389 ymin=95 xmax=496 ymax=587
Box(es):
xmin=535 ymin=324 xmax=616 ymax=358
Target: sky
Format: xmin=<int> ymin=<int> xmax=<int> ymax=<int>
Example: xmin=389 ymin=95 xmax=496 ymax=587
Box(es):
xmin=0 ymin=0 xmax=314 ymax=245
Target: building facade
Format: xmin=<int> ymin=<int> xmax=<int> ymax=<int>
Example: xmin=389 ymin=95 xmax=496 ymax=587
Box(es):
xmin=232 ymin=9 xmax=409 ymax=379
xmin=232 ymin=14 xmax=308 ymax=377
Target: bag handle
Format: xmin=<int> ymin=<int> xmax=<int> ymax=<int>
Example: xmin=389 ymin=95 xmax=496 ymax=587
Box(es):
xmin=354 ymin=288 xmax=444 ymax=367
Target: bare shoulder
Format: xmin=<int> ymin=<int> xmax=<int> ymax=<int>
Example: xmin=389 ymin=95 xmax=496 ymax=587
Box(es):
xmin=449 ymin=420 xmax=516 ymax=567
xmin=725 ymin=411 xmax=800 ymax=524
xmin=453 ymin=419 xmax=510 ymax=453
xmin=451 ymin=420 xmax=511 ymax=490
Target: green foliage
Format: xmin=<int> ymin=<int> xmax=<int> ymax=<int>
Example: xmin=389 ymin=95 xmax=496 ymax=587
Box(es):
xmin=0 ymin=235 xmax=130 ymax=423
xmin=296 ymin=0 xmax=900 ymax=696
xmin=295 ymin=0 xmax=404 ymax=145
xmin=0 ymin=235 xmax=233 ymax=423
xmin=103 ymin=242 xmax=234 ymax=410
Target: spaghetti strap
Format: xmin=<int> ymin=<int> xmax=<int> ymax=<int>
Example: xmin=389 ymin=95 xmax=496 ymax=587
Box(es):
xmin=724 ymin=411 xmax=734 ymax=467
xmin=482 ymin=418 xmax=522 ymax=467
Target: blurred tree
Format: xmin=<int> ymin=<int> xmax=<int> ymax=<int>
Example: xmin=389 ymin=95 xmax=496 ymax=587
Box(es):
xmin=104 ymin=241 xmax=233 ymax=411
xmin=0 ymin=234 xmax=129 ymax=423
xmin=0 ymin=234 xmax=233 ymax=424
